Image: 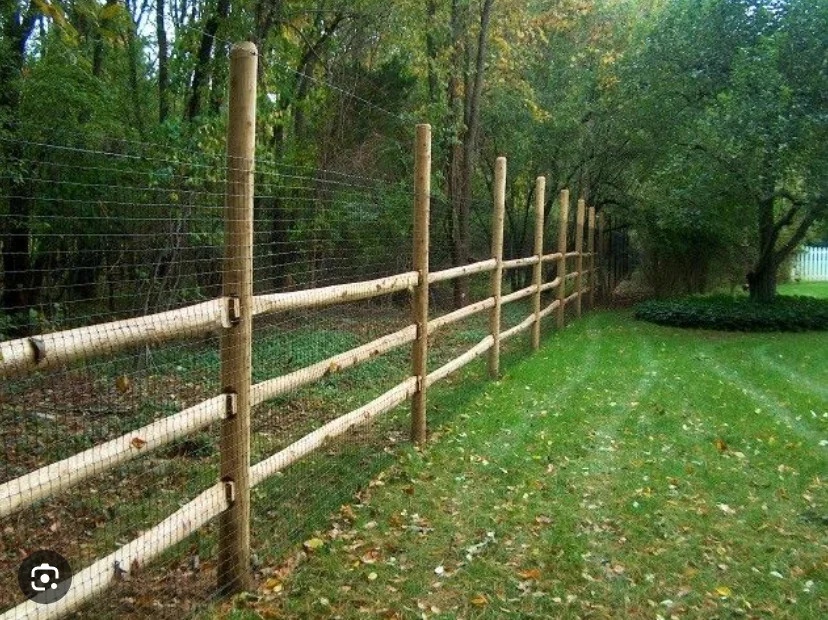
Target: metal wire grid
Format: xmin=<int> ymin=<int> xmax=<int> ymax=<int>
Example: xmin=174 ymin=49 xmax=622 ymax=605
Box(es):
xmin=0 ymin=124 xmax=580 ymax=617
xmin=0 ymin=131 xmax=415 ymax=617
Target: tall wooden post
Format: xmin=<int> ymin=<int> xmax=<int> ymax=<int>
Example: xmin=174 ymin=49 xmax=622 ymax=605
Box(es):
xmin=218 ymin=41 xmax=256 ymax=594
xmin=556 ymin=189 xmax=569 ymax=329
xmin=411 ymin=124 xmax=431 ymax=444
xmin=598 ymin=212 xmax=606 ymax=303
xmin=531 ymin=176 xmax=545 ymax=350
xmin=488 ymin=157 xmax=506 ymax=379
xmin=574 ymin=198 xmax=585 ymax=318
xmin=587 ymin=206 xmax=595 ymax=309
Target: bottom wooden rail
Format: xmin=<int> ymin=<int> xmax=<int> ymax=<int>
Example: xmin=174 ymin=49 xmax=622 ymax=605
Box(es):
xmin=250 ymin=377 xmax=418 ymax=486
xmin=564 ymin=291 xmax=580 ymax=305
xmin=0 ymin=483 xmax=228 ymax=620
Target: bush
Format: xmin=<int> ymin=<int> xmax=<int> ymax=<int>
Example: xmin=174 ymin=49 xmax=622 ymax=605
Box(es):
xmin=634 ymin=295 xmax=828 ymax=332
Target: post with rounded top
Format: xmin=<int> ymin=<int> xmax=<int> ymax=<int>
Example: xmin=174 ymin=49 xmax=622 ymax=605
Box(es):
xmin=587 ymin=206 xmax=596 ymax=309
xmin=575 ymin=198 xmax=586 ymax=318
xmin=218 ymin=41 xmax=256 ymax=595
xmin=556 ymin=189 xmax=569 ymax=329
xmin=411 ymin=124 xmax=431 ymax=445
xmin=488 ymin=157 xmax=506 ymax=378
xmin=531 ymin=176 xmax=546 ymax=350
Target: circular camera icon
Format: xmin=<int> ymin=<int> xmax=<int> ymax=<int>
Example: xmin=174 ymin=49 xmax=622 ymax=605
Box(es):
xmin=18 ymin=550 xmax=72 ymax=604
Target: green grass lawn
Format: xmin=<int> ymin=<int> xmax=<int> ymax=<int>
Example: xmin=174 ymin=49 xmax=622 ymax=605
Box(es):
xmin=779 ymin=281 xmax=828 ymax=299
xmin=215 ymin=311 xmax=827 ymax=619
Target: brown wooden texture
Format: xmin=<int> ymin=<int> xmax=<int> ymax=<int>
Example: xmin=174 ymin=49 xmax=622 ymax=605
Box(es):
xmin=411 ymin=124 xmax=431 ymax=444
xmin=588 ymin=206 xmax=596 ymax=308
xmin=532 ymin=176 xmax=546 ymax=349
xmin=556 ymin=189 xmax=569 ymax=329
xmin=488 ymin=157 xmax=506 ymax=378
xmin=218 ymin=41 xmax=257 ymax=594
xmin=574 ymin=198 xmax=586 ymax=318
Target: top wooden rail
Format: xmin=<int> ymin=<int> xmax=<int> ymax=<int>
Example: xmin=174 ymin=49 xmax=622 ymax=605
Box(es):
xmin=0 ymin=272 xmax=418 ymax=378
xmin=0 ymin=299 xmax=228 ymax=377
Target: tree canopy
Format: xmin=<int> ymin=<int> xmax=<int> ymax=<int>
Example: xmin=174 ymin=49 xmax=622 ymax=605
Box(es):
xmin=1 ymin=0 xmax=825 ymax=334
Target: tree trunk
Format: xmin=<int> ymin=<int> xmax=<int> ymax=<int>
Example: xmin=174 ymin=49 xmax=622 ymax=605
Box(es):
xmin=0 ymin=2 xmax=37 ymax=335
xmin=747 ymin=266 xmax=776 ymax=303
xmin=157 ymin=0 xmax=169 ymax=122
xmin=186 ymin=0 xmax=230 ymax=121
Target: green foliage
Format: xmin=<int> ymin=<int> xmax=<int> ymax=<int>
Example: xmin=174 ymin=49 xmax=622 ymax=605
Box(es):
xmin=634 ymin=295 xmax=828 ymax=332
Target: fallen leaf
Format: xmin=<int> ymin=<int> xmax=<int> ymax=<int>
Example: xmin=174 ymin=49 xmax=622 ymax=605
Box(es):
xmin=130 ymin=437 xmax=147 ymax=449
xmin=115 ymin=375 xmax=132 ymax=393
xmin=518 ymin=568 xmax=541 ymax=580
xmin=470 ymin=593 xmax=488 ymax=607
xmin=715 ymin=586 xmax=732 ymax=597
xmin=303 ymin=538 xmax=325 ymax=552
xmin=714 ymin=438 xmax=728 ymax=453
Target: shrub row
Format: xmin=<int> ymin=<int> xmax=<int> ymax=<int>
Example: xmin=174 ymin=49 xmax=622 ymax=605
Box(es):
xmin=634 ymin=295 xmax=828 ymax=332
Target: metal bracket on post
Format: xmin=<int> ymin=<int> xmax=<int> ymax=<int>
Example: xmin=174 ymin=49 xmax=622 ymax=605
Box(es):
xmin=223 ymin=296 xmax=241 ymax=328
xmin=222 ymin=478 xmax=236 ymax=506
xmin=223 ymin=390 xmax=238 ymax=419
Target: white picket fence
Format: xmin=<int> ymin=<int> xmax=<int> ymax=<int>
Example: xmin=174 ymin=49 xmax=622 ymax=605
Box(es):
xmin=792 ymin=246 xmax=828 ymax=281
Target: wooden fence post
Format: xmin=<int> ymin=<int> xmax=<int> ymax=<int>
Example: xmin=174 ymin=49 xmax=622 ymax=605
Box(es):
xmin=218 ymin=41 xmax=257 ymax=594
xmin=488 ymin=156 xmax=506 ymax=379
xmin=574 ymin=198 xmax=585 ymax=318
xmin=556 ymin=189 xmax=569 ymax=329
xmin=531 ymin=176 xmax=545 ymax=350
xmin=588 ymin=206 xmax=595 ymax=309
xmin=598 ymin=212 xmax=606 ymax=303
xmin=411 ymin=124 xmax=431 ymax=444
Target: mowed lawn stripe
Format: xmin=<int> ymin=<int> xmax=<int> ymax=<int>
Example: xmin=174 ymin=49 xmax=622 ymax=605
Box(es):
xmin=212 ymin=313 xmax=826 ymax=620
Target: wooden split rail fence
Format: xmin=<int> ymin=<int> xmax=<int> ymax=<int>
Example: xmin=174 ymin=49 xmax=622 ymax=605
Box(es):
xmin=0 ymin=42 xmax=602 ymax=619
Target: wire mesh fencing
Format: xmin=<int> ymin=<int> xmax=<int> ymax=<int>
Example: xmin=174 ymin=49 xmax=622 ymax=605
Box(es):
xmin=0 ymin=45 xmax=610 ymax=620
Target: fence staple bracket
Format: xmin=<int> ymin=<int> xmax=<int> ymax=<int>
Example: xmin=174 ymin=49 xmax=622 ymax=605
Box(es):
xmin=222 ymin=478 xmax=236 ymax=505
xmin=223 ymin=391 xmax=238 ymax=419
xmin=223 ymin=296 xmax=241 ymax=328
xmin=28 ymin=337 xmax=46 ymax=364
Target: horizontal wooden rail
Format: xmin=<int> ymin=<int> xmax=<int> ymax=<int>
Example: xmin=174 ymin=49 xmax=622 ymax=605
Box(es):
xmin=0 ymin=396 xmax=225 ymax=519
xmin=542 ymin=252 xmax=563 ymax=263
xmin=0 ymin=272 xmax=421 ymax=379
xmin=250 ymin=377 xmax=417 ymax=486
xmin=425 ymin=335 xmax=494 ymax=388
xmin=538 ymin=298 xmax=561 ymax=320
xmin=0 ymin=482 xmax=228 ymax=620
xmin=500 ymin=313 xmax=536 ymax=341
xmin=539 ymin=276 xmax=562 ymax=293
xmin=565 ymin=251 xmax=580 ymax=258
xmin=501 ymin=284 xmax=537 ymax=305
xmin=252 ymin=271 xmax=418 ymax=315
xmin=502 ymin=256 xmax=539 ymax=270
xmin=251 ymin=325 xmax=417 ymax=406
xmin=564 ymin=271 xmax=579 ymax=281
xmin=427 ymin=297 xmax=495 ymax=333
xmin=564 ymin=291 xmax=580 ymax=305
xmin=0 ymin=299 xmax=227 ymax=377
xmin=428 ymin=259 xmax=496 ymax=284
